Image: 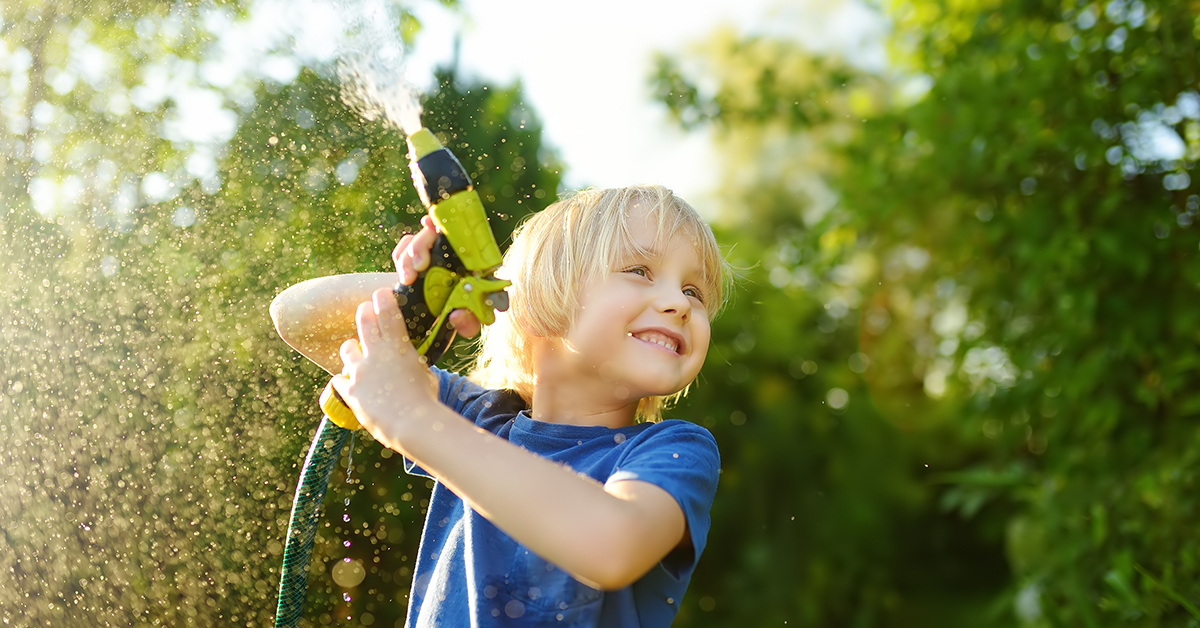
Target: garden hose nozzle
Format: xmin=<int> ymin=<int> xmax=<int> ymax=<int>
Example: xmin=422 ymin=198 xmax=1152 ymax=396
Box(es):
xmin=394 ymin=127 xmax=511 ymax=364
xmin=319 ymin=128 xmax=510 ymax=430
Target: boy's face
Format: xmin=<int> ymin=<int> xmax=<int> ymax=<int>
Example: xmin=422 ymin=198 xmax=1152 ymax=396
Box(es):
xmin=560 ymin=205 xmax=711 ymax=402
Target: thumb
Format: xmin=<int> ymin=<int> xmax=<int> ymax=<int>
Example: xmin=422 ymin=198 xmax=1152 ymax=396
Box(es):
xmin=328 ymin=372 xmax=350 ymax=398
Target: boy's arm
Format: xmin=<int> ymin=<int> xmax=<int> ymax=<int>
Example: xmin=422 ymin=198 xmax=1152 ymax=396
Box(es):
xmin=270 ymin=217 xmax=482 ymax=374
xmin=270 ymin=273 xmax=396 ymax=374
xmin=332 ymin=289 xmax=690 ymax=591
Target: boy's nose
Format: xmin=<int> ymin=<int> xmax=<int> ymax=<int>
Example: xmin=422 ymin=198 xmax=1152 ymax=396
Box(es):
xmin=655 ymin=286 xmax=691 ymax=320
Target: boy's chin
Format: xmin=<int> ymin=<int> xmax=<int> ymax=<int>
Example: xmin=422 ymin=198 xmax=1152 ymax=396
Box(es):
xmin=614 ymin=379 xmax=692 ymax=402
xmin=597 ymin=362 xmax=699 ymax=401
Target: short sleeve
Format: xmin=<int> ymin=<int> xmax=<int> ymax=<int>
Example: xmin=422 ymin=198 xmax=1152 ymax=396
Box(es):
xmin=405 ymin=367 xmax=526 ymax=477
xmin=604 ymin=421 xmax=720 ymax=579
xmin=433 ymin=367 xmax=490 ymax=413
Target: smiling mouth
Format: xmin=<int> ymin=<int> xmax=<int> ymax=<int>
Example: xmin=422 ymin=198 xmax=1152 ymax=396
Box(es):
xmin=630 ymin=331 xmax=681 ymax=354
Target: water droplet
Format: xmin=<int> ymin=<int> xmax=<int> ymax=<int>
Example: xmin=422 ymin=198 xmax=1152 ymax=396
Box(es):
xmin=504 ymin=600 xmax=526 ymax=618
xmin=826 ymin=388 xmax=849 ymax=410
xmin=332 ymin=557 xmax=367 ymax=588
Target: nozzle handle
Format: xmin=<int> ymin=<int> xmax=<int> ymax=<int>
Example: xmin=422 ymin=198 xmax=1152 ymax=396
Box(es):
xmin=392 ymin=234 xmax=466 ymax=365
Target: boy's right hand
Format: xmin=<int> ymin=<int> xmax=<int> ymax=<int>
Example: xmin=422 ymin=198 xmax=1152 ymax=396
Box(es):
xmin=391 ymin=216 xmax=483 ymax=339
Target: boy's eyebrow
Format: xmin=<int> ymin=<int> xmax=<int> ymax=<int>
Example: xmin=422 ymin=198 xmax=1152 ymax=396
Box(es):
xmin=615 ymin=245 xmax=655 ymax=264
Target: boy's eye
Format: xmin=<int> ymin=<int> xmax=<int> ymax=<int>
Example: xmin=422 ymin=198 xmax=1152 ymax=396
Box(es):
xmin=624 ymin=266 xmax=649 ymax=277
xmin=684 ymin=286 xmax=705 ymax=302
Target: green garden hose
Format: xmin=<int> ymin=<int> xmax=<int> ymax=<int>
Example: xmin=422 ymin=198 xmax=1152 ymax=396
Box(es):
xmin=274 ymin=417 xmax=351 ymax=627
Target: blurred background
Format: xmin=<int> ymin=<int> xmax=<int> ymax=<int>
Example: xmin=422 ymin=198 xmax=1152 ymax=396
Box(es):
xmin=2 ymin=0 xmax=1198 ymax=626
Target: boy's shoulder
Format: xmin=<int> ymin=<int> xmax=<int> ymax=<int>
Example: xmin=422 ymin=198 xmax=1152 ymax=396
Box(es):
xmin=613 ymin=418 xmax=721 ymax=479
xmin=633 ymin=418 xmax=719 ymax=448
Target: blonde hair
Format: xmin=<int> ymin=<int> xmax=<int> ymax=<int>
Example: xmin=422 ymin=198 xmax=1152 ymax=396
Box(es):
xmin=468 ymin=184 xmax=731 ymax=422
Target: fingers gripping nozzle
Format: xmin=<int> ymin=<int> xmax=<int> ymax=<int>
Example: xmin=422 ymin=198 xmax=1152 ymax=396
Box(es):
xmin=394 ymin=128 xmax=511 ymax=366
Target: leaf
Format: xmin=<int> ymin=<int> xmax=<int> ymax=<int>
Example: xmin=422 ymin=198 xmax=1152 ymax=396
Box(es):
xmin=1135 ymin=564 xmax=1200 ymax=620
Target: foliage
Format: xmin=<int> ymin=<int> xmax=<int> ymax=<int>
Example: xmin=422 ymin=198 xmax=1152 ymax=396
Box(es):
xmin=656 ymin=0 xmax=1200 ymax=626
xmin=0 ymin=2 xmax=561 ymax=625
xmin=653 ymin=30 xmax=1012 ymax=628
xmin=849 ymin=0 xmax=1200 ymax=624
xmin=7 ymin=0 xmax=1197 ymax=626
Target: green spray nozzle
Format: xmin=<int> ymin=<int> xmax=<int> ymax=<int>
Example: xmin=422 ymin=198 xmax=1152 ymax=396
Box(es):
xmin=388 ymin=127 xmax=510 ymax=368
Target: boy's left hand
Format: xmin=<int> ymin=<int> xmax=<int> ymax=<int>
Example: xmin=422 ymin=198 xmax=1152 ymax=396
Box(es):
xmin=392 ymin=216 xmax=483 ymax=339
xmin=330 ymin=287 xmax=438 ymax=443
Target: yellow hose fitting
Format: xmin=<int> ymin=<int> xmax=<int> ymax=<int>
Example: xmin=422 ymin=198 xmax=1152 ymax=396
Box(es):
xmin=320 ymin=380 xmax=361 ymax=431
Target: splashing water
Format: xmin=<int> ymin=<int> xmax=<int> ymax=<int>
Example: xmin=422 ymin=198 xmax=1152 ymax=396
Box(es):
xmin=343 ymin=493 xmax=353 ymax=547
xmin=346 ymin=430 xmax=356 ymax=484
xmin=335 ymin=0 xmax=424 ymax=135
xmin=0 ymin=1 xmax=435 ymax=625
xmin=342 ymin=432 xmax=355 ymax=547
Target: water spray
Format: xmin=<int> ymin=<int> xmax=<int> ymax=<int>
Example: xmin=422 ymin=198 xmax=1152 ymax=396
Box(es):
xmin=273 ymin=130 xmax=510 ymax=627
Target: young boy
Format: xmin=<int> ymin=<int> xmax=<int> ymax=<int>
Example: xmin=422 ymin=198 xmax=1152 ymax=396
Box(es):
xmin=271 ymin=185 xmax=729 ymax=627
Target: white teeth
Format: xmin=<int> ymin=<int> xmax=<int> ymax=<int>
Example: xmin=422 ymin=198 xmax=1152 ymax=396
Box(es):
xmin=631 ymin=332 xmax=678 ymax=353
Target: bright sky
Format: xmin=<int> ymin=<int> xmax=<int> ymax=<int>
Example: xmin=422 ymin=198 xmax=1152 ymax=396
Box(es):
xmin=399 ymin=0 xmax=888 ymax=207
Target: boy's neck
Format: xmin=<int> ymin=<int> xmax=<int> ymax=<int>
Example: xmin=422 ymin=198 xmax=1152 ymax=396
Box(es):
xmin=529 ymin=387 xmax=639 ymax=429
xmin=528 ymin=338 xmax=640 ymax=429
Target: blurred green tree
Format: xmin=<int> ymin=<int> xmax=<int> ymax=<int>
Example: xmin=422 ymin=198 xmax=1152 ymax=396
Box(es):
xmin=653 ymin=29 xmax=1012 ymax=628
xmin=656 ymin=0 xmax=1199 ymax=626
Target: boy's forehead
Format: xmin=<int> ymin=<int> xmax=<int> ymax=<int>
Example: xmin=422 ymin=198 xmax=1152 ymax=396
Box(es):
xmin=617 ymin=211 xmax=664 ymax=256
xmin=618 ymin=229 xmax=705 ymax=272
xmin=624 ymin=201 xmax=655 ymax=236
xmin=623 ymin=201 xmax=681 ymax=247
xmin=615 ymin=199 xmax=715 ymax=281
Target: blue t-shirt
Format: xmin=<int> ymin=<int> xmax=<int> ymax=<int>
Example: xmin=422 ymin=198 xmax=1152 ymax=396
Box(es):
xmin=401 ymin=368 xmax=720 ymax=628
